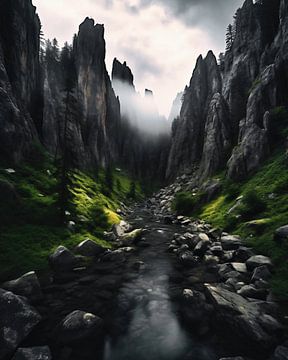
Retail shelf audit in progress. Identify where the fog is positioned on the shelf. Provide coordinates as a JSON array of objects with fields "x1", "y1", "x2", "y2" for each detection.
[{"x1": 112, "y1": 79, "x2": 170, "y2": 136}]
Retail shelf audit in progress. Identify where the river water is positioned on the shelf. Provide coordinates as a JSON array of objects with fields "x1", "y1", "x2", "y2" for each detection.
[{"x1": 102, "y1": 208, "x2": 219, "y2": 360}]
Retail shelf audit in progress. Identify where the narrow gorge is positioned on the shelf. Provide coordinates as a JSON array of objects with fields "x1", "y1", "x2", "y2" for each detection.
[{"x1": 1, "y1": 0, "x2": 288, "y2": 359}]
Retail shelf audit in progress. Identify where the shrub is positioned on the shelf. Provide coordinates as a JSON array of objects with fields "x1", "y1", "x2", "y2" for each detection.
[
  {"x1": 237, "y1": 189, "x2": 267, "y2": 220},
  {"x1": 127, "y1": 181, "x2": 136, "y2": 200},
  {"x1": 172, "y1": 192, "x2": 198, "y2": 215},
  {"x1": 269, "y1": 106, "x2": 288, "y2": 145}
]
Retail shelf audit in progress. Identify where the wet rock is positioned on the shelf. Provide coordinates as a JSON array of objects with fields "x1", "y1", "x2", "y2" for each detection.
[
  {"x1": 179, "y1": 251, "x2": 200, "y2": 267},
  {"x1": 193, "y1": 240, "x2": 210, "y2": 257},
  {"x1": 12, "y1": 346, "x2": 52, "y2": 360},
  {"x1": 237, "y1": 285, "x2": 268, "y2": 300},
  {"x1": 246, "y1": 255, "x2": 272, "y2": 271},
  {"x1": 251, "y1": 265, "x2": 272, "y2": 282},
  {"x1": 2, "y1": 271, "x2": 42, "y2": 303},
  {"x1": 121, "y1": 228, "x2": 143, "y2": 244},
  {"x1": 210, "y1": 243, "x2": 223, "y2": 256},
  {"x1": 274, "y1": 225, "x2": 288, "y2": 244},
  {"x1": 49, "y1": 246, "x2": 78, "y2": 272},
  {"x1": 57, "y1": 310, "x2": 103, "y2": 344},
  {"x1": 75, "y1": 239, "x2": 105, "y2": 257},
  {"x1": 218, "y1": 357, "x2": 245, "y2": 360},
  {"x1": 221, "y1": 235, "x2": 242, "y2": 250},
  {"x1": 258, "y1": 314, "x2": 283, "y2": 335},
  {"x1": 234, "y1": 247, "x2": 254, "y2": 262},
  {"x1": 231, "y1": 263, "x2": 247, "y2": 273},
  {"x1": 0, "y1": 289, "x2": 41, "y2": 358},
  {"x1": 273, "y1": 345, "x2": 288, "y2": 360},
  {"x1": 205, "y1": 284, "x2": 276, "y2": 354},
  {"x1": 112, "y1": 221, "x2": 132, "y2": 237}
]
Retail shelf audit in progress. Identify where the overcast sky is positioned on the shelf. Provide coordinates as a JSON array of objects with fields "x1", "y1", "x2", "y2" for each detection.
[{"x1": 33, "y1": 0, "x2": 243, "y2": 116}]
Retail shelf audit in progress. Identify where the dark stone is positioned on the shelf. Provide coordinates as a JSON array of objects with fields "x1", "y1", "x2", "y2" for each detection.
[
  {"x1": 0, "y1": 289, "x2": 41, "y2": 358},
  {"x1": 57, "y1": 310, "x2": 103, "y2": 344},
  {"x1": 2, "y1": 271, "x2": 43, "y2": 303},
  {"x1": 49, "y1": 246, "x2": 78, "y2": 272},
  {"x1": 12, "y1": 346, "x2": 52, "y2": 360}
]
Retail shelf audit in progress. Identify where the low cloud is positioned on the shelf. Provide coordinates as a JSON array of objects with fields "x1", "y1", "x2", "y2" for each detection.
[
  {"x1": 33, "y1": 0, "x2": 243, "y2": 116},
  {"x1": 113, "y1": 79, "x2": 169, "y2": 136}
]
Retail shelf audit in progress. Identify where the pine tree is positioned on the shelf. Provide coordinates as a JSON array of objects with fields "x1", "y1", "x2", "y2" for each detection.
[
  {"x1": 57, "y1": 43, "x2": 77, "y2": 224},
  {"x1": 225, "y1": 24, "x2": 234, "y2": 52}
]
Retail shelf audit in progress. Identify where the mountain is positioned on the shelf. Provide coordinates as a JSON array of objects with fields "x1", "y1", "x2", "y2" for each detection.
[
  {"x1": 0, "y1": 0, "x2": 42, "y2": 164},
  {"x1": 168, "y1": 92, "x2": 183, "y2": 124},
  {"x1": 167, "y1": 0, "x2": 288, "y2": 182},
  {"x1": 43, "y1": 17, "x2": 122, "y2": 170}
]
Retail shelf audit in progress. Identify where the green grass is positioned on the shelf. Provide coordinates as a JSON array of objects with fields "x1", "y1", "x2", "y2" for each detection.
[
  {"x1": 0, "y1": 147, "x2": 144, "y2": 281},
  {"x1": 185, "y1": 151, "x2": 288, "y2": 298}
]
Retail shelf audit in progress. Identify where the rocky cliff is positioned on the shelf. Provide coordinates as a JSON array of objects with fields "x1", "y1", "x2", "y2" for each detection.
[
  {"x1": 167, "y1": 0, "x2": 288, "y2": 182},
  {"x1": 0, "y1": 0, "x2": 42, "y2": 164},
  {"x1": 43, "y1": 18, "x2": 121, "y2": 169}
]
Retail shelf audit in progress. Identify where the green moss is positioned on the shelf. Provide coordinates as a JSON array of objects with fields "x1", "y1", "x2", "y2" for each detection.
[
  {"x1": 0, "y1": 150, "x2": 144, "y2": 280},
  {"x1": 172, "y1": 191, "x2": 204, "y2": 215},
  {"x1": 198, "y1": 151, "x2": 288, "y2": 298}
]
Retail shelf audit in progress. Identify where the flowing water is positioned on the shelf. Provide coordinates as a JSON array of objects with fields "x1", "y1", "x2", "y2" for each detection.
[{"x1": 102, "y1": 207, "x2": 219, "y2": 360}]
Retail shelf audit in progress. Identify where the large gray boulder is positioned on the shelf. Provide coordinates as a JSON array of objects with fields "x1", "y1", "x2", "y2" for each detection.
[
  {"x1": 12, "y1": 346, "x2": 52, "y2": 360},
  {"x1": 221, "y1": 235, "x2": 242, "y2": 250},
  {"x1": 49, "y1": 246, "x2": 77, "y2": 272},
  {"x1": 0, "y1": 289, "x2": 41, "y2": 358},
  {"x1": 246, "y1": 255, "x2": 272, "y2": 271},
  {"x1": 274, "y1": 225, "x2": 288, "y2": 243},
  {"x1": 2, "y1": 271, "x2": 42, "y2": 303},
  {"x1": 205, "y1": 284, "x2": 279, "y2": 355},
  {"x1": 273, "y1": 345, "x2": 288, "y2": 360},
  {"x1": 75, "y1": 239, "x2": 105, "y2": 257},
  {"x1": 57, "y1": 310, "x2": 103, "y2": 344}
]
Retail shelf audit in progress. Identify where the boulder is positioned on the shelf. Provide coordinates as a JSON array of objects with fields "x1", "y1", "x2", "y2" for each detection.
[
  {"x1": 194, "y1": 239, "x2": 210, "y2": 257},
  {"x1": 205, "y1": 284, "x2": 275, "y2": 354},
  {"x1": 112, "y1": 220, "x2": 132, "y2": 237},
  {"x1": 231, "y1": 263, "x2": 247, "y2": 273},
  {"x1": 234, "y1": 247, "x2": 254, "y2": 262},
  {"x1": 75, "y1": 239, "x2": 105, "y2": 257},
  {"x1": 210, "y1": 243, "x2": 223, "y2": 256},
  {"x1": 2, "y1": 271, "x2": 42, "y2": 302},
  {"x1": 121, "y1": 228, "x2": 143, "y2": 244},
  {"x1": 49, "y1": 246, "x2": 77, "y2": 272},
  {"x1": 0, "y1": 289, "x2": 41, "y2": 358},
  {"x1": 57, "y1": 310, "x2": 103, "y2": 344},
  {"x1": 221, "y1": 235, "x2": 242, "y2": 250},
  {"x1": 12, "y1": 346, "x2": 52, "y2": 360},
  {"x1": 274, "y1": 225, "x2": 288, "y2": 243},
  {"x1": 179, "y1": 251, "x2": 200, "y2": 267},
  {"x1": 273, "y1": 345, "x2": 288, "y2": 360},
  {"x1": 251, "y1": 265, "x2": 272, "y2": 282},
  {"x1": 246, "y1": 255, "x2": 272, "y2": 271},
  {"x1": 237, "y1": 285, "x2": 267, "y2": 300}
]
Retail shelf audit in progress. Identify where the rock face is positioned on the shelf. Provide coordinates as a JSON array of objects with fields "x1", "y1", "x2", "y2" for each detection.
[
  {"x1": 0, "y1": 0, "x2": 42, "y2": 164},
  {"x1": 167, "y1": 0, "x2": 288, "y2": 181},
  {"x1": 43, "y1": 18, "x2": 121, "y2": 169}
]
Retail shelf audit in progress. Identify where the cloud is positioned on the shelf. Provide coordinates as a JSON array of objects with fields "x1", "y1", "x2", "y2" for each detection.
[{"x1": 33, "y1": 0, "x2": 243, "y2": 116}]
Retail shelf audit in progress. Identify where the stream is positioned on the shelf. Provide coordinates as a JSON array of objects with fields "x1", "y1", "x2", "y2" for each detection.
[{"x1": 102, "y1": 206, "x2": 218, "y2": 360}]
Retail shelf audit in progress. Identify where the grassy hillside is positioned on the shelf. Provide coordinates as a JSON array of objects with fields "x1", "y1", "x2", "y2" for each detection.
[
  {"x1": 0, "y1": 145, "x2": 144, "y2": 281},
  {"x1": 173, "y1": 151, "x2": 288, "y2": 298}
]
